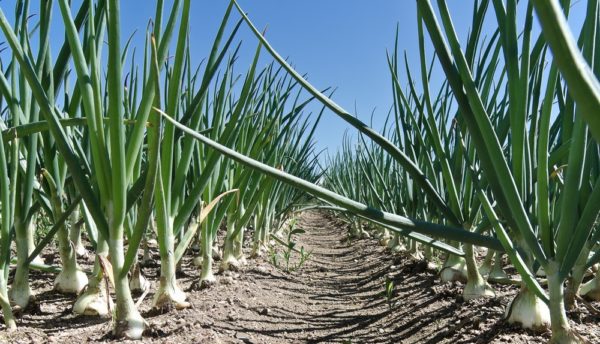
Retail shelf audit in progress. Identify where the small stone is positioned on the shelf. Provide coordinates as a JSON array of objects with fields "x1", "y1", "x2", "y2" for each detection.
[
  {"x1": 236, "y1": 332, "x2": 253, "y2": 343},
  {"x1": 378, "y1": 328, "x2": 385, "y2": 334},
  {"x1": 259, "y1": 307, "x2": 270, "y2": 316}
]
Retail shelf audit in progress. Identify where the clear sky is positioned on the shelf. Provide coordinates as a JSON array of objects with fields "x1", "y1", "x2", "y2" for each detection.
[{"x1": 0, "y1": 1, "x2": 588, "y2": 156}]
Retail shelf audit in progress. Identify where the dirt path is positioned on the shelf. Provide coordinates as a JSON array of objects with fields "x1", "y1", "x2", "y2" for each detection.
[
  {"x1": 2, "y1": 210, "x2": 600, "y2": 343},
  {"x1": 222, "y1": 210, "x2": 398, "y2": 343},
  {"x1": 177, "y1": 211, "x2": 599, "y2": 344}
]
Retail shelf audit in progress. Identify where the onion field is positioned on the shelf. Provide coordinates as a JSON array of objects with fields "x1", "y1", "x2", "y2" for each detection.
[{"x1": 0, "y1": 0, "x2": 600, "y2": 343}]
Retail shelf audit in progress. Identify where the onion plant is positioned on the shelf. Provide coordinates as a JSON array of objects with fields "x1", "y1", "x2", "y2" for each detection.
[
  {"x1": 415, "y1": 1, "x2": 600, "y2": 342},
  {"x1": 0, "y1": 61, "x2": 16, "y2": 331},
  {"x1": 0, "y1": 0, "x2": 325, "y2": 336},
  {"x1": 3, "y1": 0, "x2": 58, "y2": 311}
]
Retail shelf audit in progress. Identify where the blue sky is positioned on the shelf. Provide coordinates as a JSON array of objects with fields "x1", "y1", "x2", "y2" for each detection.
[
  {"x1": 0, "y1": 1, "x2": 588, "y2": 156},
  {"x1": 116, "y1": 0, "x2": 420, "y2": 154}
]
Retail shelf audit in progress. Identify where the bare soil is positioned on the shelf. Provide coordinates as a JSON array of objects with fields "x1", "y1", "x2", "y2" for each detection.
[{"x1": 1, "y1": 210, "x2": 600, "y2": 343}]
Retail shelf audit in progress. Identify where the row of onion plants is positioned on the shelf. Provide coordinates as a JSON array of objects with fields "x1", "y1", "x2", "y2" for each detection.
[{"x1": 0, "y1": 0, "x2": 320, "y2": 338}]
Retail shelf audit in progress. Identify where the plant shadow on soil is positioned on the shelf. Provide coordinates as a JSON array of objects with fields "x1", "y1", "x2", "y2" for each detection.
[{"x1": 1, "y1": 210, "x2": 600, "y2": 343}]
